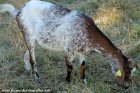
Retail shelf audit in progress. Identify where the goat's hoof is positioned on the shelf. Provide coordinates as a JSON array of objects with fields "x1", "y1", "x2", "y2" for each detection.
[
  {"x1": 82, "y1": 79, "x2": 87, "y2": 85},
  {"x1": 36, "y1": 78, "x2": 42, "y2": 84},
  {"x1": 32, "y1": 72, "x2": 42, "y2": 84},
  {"x1": 24, "y1": 70, "x2": 31, "y2": 76},
  {"x1": 65, "y1": 78, "x2": 71, "y2": 83},
  {"x1": 24, "y1": 67, "x2": 31, "y2": 71}
]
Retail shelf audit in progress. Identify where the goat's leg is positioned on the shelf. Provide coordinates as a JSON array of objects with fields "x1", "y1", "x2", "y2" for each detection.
[
  {"x1": 65, "y1": 53, "x2": 74, "y2": 82},
  {"x1": 24, "y1": 38, "x2": 40, "y2": 83},
  {"x1": 24, "y1": 50, "x2": 31, "y2": 71},
  {"x1": 78, "y1": 52, "x2": 87, "y2": 84}
]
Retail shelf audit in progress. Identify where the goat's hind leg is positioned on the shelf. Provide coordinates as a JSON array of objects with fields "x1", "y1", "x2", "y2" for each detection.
[
  {"x1": 24, "y1": 50, "x2": 31, "y2": 71},
  {"x1": 65, "y1": 53, "x2": 75, "y2": 83},
  {"x1": 24, "y1": 38, "x2": 41, "y2": 83}
]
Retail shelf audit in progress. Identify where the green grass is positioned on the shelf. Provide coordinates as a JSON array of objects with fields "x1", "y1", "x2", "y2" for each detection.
[{"x1": 0, "y1": 0, "x2": 140, "y2": 93}]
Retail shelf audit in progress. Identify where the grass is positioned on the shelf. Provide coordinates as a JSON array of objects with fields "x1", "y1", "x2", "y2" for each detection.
[{"x1": 0, "y1": 0, "x2": 140, "y2": 93}]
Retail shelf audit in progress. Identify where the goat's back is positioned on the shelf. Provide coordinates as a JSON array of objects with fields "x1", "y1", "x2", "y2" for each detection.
[{"x1": 18, "y1": 0, "x2": 95, "y2": 52}]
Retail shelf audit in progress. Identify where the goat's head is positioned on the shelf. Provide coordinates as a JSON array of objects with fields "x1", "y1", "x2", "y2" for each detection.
[{"x1": 115, "y1": 58, "x2": 138, "y2": 88}]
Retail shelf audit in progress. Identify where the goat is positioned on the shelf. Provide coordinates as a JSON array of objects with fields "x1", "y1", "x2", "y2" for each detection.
[{"x1": 0, "y1": 0, "x2": 137, "y2": 88}]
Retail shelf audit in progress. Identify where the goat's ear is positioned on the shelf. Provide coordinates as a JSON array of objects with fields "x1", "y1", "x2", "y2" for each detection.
[
  {"x1": 128, "y1": 58, "x2": 140, "y2": 71},
  {"x1": 115, "y1": 69, "x2": 124, "y2": 86},
  {"x1": 128, "y1": 59, "x2": 134, "y2": 68}
]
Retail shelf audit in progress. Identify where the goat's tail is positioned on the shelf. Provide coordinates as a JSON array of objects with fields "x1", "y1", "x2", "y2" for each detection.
[{"x1": 0, "y1": 4, "x2": 18, "y2": 17}]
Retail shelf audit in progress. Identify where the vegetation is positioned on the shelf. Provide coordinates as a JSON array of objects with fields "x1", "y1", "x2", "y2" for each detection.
[{"x1": 0, "y1": 0, "x2": 140, "y2": 93}]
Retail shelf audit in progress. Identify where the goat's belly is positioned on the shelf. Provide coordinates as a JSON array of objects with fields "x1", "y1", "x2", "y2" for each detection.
[{"x1": 37, "y1": 38, "x2": 65, "y2": 51}]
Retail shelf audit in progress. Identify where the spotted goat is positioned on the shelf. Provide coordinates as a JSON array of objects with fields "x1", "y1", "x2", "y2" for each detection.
[{"x1": 0, "y1": 0, "x2": 137, "y2": 88}]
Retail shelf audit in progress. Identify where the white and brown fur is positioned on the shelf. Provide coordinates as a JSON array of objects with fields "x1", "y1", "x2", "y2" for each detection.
[{"x1": 0, "y1": 0, "x2": 136, "y2": 87}]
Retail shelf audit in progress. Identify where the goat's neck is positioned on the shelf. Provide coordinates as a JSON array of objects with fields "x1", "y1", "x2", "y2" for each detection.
[{"x1": 97, "y1": 44, "x2": 127, "y2": 73}]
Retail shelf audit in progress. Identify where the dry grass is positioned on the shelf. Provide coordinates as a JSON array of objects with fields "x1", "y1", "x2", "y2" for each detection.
[{"x1": 0, "y1": 0, "x2": 140, "y2": 93}]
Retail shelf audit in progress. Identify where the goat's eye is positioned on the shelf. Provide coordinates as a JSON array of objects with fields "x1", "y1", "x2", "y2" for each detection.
[{"x1": 130, "y1": 68, "x2": 133, "y2": 70}]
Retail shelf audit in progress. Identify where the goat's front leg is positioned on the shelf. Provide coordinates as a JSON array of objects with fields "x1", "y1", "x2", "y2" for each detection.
[
  {"x1": 78, "y1": 52, "x2": 87, "y2": 84},
  {"x1": 80, "y1": 61, "x2": 86, "y2": 84}
]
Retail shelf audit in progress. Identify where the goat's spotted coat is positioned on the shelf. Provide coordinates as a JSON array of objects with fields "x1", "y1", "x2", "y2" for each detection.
[{"x1": 0, "y1": 0, "x2": 135, "y2": 87}]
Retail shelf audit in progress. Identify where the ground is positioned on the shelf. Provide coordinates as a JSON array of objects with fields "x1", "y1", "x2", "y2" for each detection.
[{"x1": 0, "y1": 0, "x2": 140, "y2": 93}]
